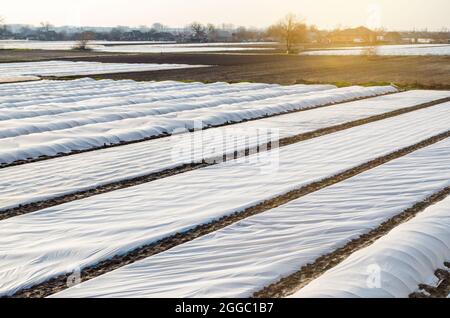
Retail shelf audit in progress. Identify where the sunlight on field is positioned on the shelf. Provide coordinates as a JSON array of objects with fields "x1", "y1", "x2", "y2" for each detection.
[{"x1": 1, "y1": 0, "x2": 450, "y2": 303}]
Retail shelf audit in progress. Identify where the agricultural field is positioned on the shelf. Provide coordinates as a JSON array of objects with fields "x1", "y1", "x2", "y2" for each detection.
[
  {"x1": 69, "y1": 53, "x2": 450, "y2": 90},
  {"x1": 1, "y1": 50, "x2": 449, "y2": 90},
  {"x1": 2, "y1": 0, "x2": 450, "y2": 309},
  {"x1": 0, "y1": 73, "x2": 449, "y2": 299},
  {"x1": 0, "y1": 79, "x2": 396, "y2": 165},
  {"x1": 0, "y1": 40, "x2": 276, "y2": 53},
  {"x1": 292, "y1": 196, "x2": 450, "y2": 298}
]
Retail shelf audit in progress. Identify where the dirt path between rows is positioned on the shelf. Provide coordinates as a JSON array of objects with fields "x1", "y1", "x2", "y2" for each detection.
[
  {"x1": 2, "y1": 97, "x2": 449, "y2": 221},
  {"x1": 0, "y1": 91, "x2": 398, "y2": 169},
  {"x1": 8, "y1": 130, "x2": 450, "y2": 298}
]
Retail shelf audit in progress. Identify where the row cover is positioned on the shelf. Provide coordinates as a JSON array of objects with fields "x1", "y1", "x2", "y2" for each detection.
[
  {"x1": 53, "y1": 137, "x2": 450, "y2": 298},
  {"x1": 0, "y1": 80, "x2": 277, "y2": 110},
  {"x1": 0, "y1": 83, "x2": 396, "y2": 164},
  {"x1": 292, "y1": 195, "x2": 450, "y2": 298},
  {"x1": 0, "y1": 103, "x2": 449, "y2": 296},
  {"x1": 0, "y1": 84, "x2": 333, "y2": 134},
  {"x1": 1, "y1": 90, "x2": 449, "y2": 211}
]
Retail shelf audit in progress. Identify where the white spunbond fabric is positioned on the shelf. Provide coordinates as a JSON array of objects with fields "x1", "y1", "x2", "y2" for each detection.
[
  {"x1": 0, "y1": 85, "x2": 395, "y2": 164},
  {"x1": 0, "y1": 84, "x2": 332, "y2": 137},
  {"x1": 0, "y1": 103, "x2": 449, "y2": 296},
  {"x1": 0, "y1": 40, "x2": 170, "y2": 50},
  {"x1": 0, "y1": 60, "x2": 208, "y2": 78},
  {"x1": 52, "y1": 138, "x2": 450, "y2": 298},
  {"x1": 0, "y1": 78, "x2": 210, "y2": 105},
  {"x1": 291, "y1": 196, "x2": 450, "y2": 298},
  {"x1": 0, "y1": 90, "x2": 448, "y2": 211},
  {"x1": 0, "y1": 81, "x2": 283, "y2": 115}
]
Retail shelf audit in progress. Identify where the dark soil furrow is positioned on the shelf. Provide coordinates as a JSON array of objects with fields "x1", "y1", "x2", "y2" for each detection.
[{"x1": 8, "y1": 130, "x2": 450, "y2": 298}]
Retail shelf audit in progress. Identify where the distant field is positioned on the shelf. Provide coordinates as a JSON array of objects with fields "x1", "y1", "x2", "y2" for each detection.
[
  {"x1": 0, "y1": 60, "x2": 207, "y2": 79},
  {"x1": 0, "y1": 49, "x2": 123, "y2": 63},
  {"x1": 0, "y1": 40, "x2": 277, "y2": 53},
  {"x1": 1, "y1": 45, "x2": 450, "y2": 299},
  {"x1": 70, "y1": 53, "x2": 450, "y2": 90},
  {"x1": 1, "y1": 46, "x2": 449, "y2": 89},
  {"x1": 0, "y1": 79, "x2": 392, "y2": 165}
]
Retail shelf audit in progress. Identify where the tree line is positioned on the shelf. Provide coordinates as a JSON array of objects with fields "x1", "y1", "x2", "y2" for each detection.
[
  {"x1": 0, "y1": 15, "x2": 308, "y2": 50},
  {"x1": 1, "y1": 14, "x2": 449, "y2": 54},
  {"x1": 0, "y1": 20, "x2": 268, "y2": 42}
]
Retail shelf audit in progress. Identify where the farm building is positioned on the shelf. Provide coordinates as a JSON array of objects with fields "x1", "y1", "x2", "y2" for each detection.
[{"x1": 328, "y1": 26, "x2": 377, "y2": 43}]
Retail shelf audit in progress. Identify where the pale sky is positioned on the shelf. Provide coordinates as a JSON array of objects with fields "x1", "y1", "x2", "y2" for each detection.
[{"x1": 1, "y1": 0, "x2": 449, "y2": 30}]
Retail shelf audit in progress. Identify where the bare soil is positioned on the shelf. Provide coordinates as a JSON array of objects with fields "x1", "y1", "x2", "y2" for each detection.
[
  {"x1": 65, "y1": 53, "x2": 450, "y2": 89},
  {"x1": 0, "y1": 49, "x2": 449, "y2": 89}
]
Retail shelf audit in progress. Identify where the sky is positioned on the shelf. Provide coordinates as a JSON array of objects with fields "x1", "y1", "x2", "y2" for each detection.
[{"x1": 1, "y1": 0, "x2": 449, "y2": 31}]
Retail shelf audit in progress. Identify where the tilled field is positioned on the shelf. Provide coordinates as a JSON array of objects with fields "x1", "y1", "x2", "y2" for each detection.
[
  {"x1": 0, "y1": 79, "x2": 449, "y2": 298},
  {"x1": 68, "y1": 53, "x2": 450, "y2": 89}
]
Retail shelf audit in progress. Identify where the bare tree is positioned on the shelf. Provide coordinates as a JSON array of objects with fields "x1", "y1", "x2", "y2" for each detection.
[
  {"x1": 267, "y1": 14, "x2": 308, "y2": 54},
  {"x1": 73, "y1": 31, "x2": 94, "y2": 51},
  {"x1": 190, "y1": 22, "x2": 207, "y2": 42}
]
